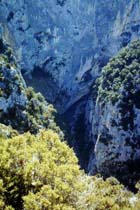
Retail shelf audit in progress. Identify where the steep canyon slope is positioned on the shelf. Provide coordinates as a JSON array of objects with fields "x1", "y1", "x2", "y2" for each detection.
[
  {"x1": 0, "y1": 0, "x2": 140, "y2": 172},
  {"x1": 88, "y1": 41, "x2": 140, "y2": 187}
]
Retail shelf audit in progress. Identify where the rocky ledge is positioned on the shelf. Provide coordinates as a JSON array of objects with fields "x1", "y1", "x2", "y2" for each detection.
[{"x1": 89, "y1": 41, "x2": 140, "y2": 187}]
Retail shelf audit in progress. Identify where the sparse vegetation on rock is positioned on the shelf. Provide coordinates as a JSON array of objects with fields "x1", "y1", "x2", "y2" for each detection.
[
  {"x1": 0, "y1": 38, "x2": 61, "y2": 135},
  {"x1": 92, "y1": 40, "x2": 140, "y2": 188},
  {"x1": 0, "y1": 16, "x2": 140, "y2": 210}
]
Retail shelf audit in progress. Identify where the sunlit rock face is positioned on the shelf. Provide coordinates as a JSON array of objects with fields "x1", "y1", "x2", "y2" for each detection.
[
  {"x1": 0, "y1": 0, "x2": 140, "y2": 170},
  {"x1": 88, "y1": 41, "x2": 140, "y2": 187},
  {"x1": 0, "y1": 35, "x2": 60, "y2": 134},
  {"x1": 0, "y1": 0, "x2": 139, "y2": 113}
]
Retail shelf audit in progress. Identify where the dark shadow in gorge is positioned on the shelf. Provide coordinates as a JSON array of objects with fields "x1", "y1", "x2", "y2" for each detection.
[
  {"x1": 22, "y1": 66, "x2": 95, "y2": 172},
  {"x1": 22, "y1": 67, "x2": 140, "y2": 193},
  {"x1": 57, "y1": 94, "x2": 95, "y2": 172}
]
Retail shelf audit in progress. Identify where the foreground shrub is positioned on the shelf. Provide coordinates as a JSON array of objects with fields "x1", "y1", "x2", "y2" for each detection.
[
  {"x1": 0, "y1": 129, "x2": 82, "y2": 209},
  {"x1": 76, "y1": 176, "x2": 140, "y2": 210},
  {"x1": 0, "y1": 126, "x2": 140, "y2": 209}
]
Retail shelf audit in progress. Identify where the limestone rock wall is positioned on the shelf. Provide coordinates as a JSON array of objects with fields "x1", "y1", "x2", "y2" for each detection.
[
  {"x1": 0, "y1": 0, "x2": 140, "y2": 113},
  {"x1": 0, "y1": 0, "x2": 140, "y2": 171},
  {"x1": 88, "y1": 41, "x2": 140, "y2": 185}
]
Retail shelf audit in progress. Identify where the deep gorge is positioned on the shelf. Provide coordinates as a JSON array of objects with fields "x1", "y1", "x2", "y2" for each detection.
[{"x1": 0, "y1": 0, "x2": 140, "y2": 187}]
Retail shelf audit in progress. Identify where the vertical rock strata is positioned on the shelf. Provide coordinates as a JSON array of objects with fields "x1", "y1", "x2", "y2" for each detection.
[
  {"x1": 89, "y1": 41, "x2": 140, "y2": 185},
  {"x1": 0, "y1": 0, "x2": 140, "y2": 176}
]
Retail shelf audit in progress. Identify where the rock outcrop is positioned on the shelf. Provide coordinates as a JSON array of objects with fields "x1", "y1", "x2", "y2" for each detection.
[
  {"x1": 0, "y1": 0, "x2": 140, "y2": 172},
  {"x1": 0, "y1": 0, "x2": 140, "y2": 113},
  {"x1": 0, "y1": 36, "x2": 61, "y2": 134},
  {"x1": 89, "y1": 41, "x2": 140, "y2": 186}
]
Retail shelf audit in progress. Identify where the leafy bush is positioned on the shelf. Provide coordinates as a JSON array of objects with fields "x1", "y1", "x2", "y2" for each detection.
[
  {"x1": 0, "y1": 129, "x2": 82, "y2": 209},
  {"x1": 97, "y1": 40, "x2": 140, "y2": 107},
  {"x1": 76, "y1": 176, "x2": 138, "y2": 210},
  {"x1": 1, "y1": 33, "x2": 140, "y2": 210},
  {"x1": 0, "y1": 126, "x2": 140, "y2": 209}
]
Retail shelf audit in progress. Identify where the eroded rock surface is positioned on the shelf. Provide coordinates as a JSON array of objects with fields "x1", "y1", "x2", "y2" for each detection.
[
  {"x1": 0, "y1": 36, "x2": 60, "y2": 134},
  {"x1": 89, "y1": 41, "x2": 140, "y2": 186},
  {"x1": 0, "y1": 0, "x2": 140, "y2": 113},
  {"x1": 0, "y1": 0, "x2": 140, "y2": 171}
]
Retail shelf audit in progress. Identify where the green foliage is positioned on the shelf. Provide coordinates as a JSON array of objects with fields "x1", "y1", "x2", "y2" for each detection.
[
  {"x1": 0, "y1": 38, "x2": 16, "y2": 69},
  {"x1": 0, "y1": 38, "x2": 61, "y2": 135},
  {"x1": 1, "y1": 35, "x2": 140, "y2": 210},
  {"x1": 0, "y1": 123, "x2": 18, "y2": 139},
  {"x1": 24, "y1": 87, "x2": 60, "y2": 134},
  {"x1": 96, "y1": 40, "x2": 140, "y2": 130},
  {"x1": 76, "y1": 176, "x2": 134, "y2": 210},
  {"x1": 97, "y1": 40, "x2": 140, "y2": 107},
  {"x1": 0, "y1": 129, "x2": 82, "y2": 209},
  {"x1": 0, "y1": 126, "x2": 140, "y2": 209}
]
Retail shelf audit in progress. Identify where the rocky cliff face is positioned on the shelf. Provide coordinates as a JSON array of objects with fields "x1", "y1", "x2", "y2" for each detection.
[
  {"x1": 88, "y1": 41, "x2": 140, "y2": 186},
  {"x1": 0, "y1": 0, "x2": 140, "y2": 112},
  {"x1": 0, "y1": 35, "x2": 61, "y2": 135},
  {"x1": 0, "y1": 0, "x2": 140, "y2": 170}
]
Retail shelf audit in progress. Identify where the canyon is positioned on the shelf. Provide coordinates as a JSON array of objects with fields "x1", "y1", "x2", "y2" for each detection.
[{"x1": 0, "y1": 0, "x2": 140, "y2": 179}]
